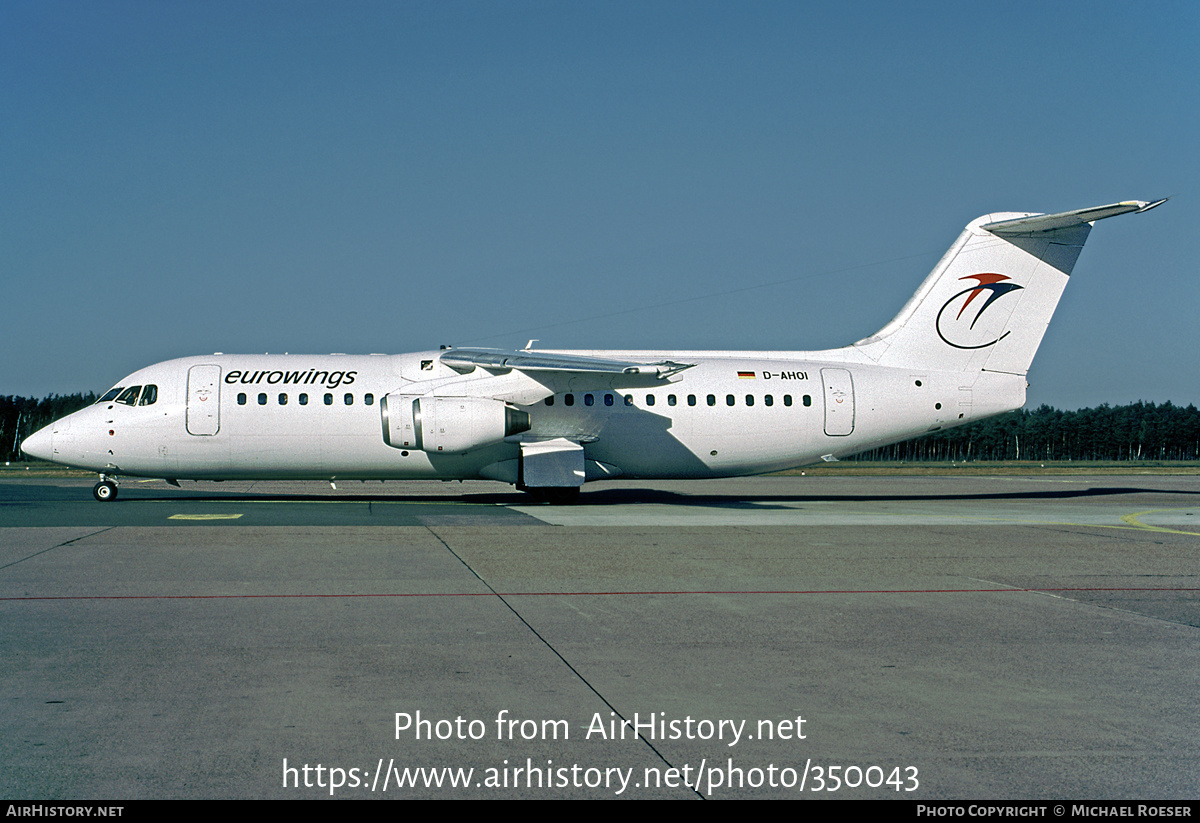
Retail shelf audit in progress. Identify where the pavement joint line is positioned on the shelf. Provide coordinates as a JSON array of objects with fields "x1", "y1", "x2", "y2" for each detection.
[
  {"x1": 5, "y1": 586, "x2": 1198, "y2": 602},
  {"x1": 517, "y1": 506, "x2": 1200, "y2": 535},
  {"x1": 420, "y1": 524, "x2": 702, "y2": 798},
  {"x1": 964, "y1": 575, "x2": 1200, "y2": 630},
  {"x1": 966, "y1": 576, "x2": 1070, "y2": 601},
  {"x1": 0, "y1": 526, "x2": 116, "y2": 571}
]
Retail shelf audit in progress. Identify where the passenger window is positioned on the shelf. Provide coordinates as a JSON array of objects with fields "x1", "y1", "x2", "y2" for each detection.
[
  {"x1": 784, "y1": 395, "x2": 793, "y2": 406},
  {"x1": 237, "y1": 393, "x2": 247, "y2": 405},
  {"x1": 624, "y1": 395, "x2": 633, "y2": 406},
  {"x1": 344, "y1": 393, "x2": 353, "y2": 405},
  {"x1": 668, "y1": 395, "x2": 677, "y2": 406},
  {"x1": 545, "y1": 396, "x2": 555, "y2": 406},
  {"x1": 138, "y1": 385, "x2": 158, "y2": 406},
  {"x1": 299, "y1": 393, "x2": 308, "y2": 405},
  {"x1": 688, "y1": 395, "x2": 696, "y2": 406},
  {"x1": 364, "y1": 394, "x2": 374, "y2": 405},
  {"x1": 765, "y1": 394, "x2": 774, "y2": 406},
  {"x1": 726, "y1": 394, "x2": 735, "y2": 406},
  {"x1": 707, "y1": 394, "x2": 716, "y2": 406},
  {"x1": 585, "y1": 394, "x2": 594, "y2": 406},
  {"x1": 604, "y1": 394, "x2": 614, "y2": 406},
  {"x1": 564, "y1": 393, "x2": 574, "y2": 407},
  {"x1": 278, "y1": 393, "x2": 288, "y2": 405},
  {"x1": 646, "y1": 394, "x2": 655, "y2": 406},
  {"x1": 324, "y1": 393, "x2": 333, "y2": 405},
  {"x1": 258, "y1": 393, "x2": 268, "y2": 405},
  {"x1": 116, "y1": 386, "x2": 141, "y2": 406},
  {"x1": 98, "y1": 388, "x2": 123, "y2": 403},
  {"x1": 745, "y1": 395, "x2": 754, "y2": 407},
  {"x1": 803, "y1": 394, "x2": 812, "y2": 407}
]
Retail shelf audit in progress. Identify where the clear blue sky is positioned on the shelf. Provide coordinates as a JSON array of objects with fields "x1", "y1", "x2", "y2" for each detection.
[{"x1": 4, "y1": 1, "x2": 1196, "y2": 409}]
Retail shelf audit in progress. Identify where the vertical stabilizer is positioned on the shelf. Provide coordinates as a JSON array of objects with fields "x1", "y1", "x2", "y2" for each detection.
[{"x1": 852, "y1": 200, "x2": 1162, "y2": 375}]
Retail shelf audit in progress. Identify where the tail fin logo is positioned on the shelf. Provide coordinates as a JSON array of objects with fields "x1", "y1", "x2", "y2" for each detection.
[{"x1": 935, "y1": 273, "x2": 1024, "y2": 350}]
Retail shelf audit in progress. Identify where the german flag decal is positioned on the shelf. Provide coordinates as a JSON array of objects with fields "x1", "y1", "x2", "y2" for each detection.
[{"x1": 738, "y1": 371, "x2": 755, "y2": 379}]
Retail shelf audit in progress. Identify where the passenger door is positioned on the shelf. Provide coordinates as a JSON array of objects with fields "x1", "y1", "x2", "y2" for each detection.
[{"x1": 186, "y1": 365, "x2": 221, "y2": 436}]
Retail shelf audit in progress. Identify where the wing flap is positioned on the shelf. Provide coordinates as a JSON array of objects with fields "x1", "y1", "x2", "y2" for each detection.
[{"x1": 440, "y1": 348, "x2": 693, "y2": 378}]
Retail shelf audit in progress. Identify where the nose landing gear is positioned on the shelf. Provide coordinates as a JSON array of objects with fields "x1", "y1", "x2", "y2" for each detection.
[{"x1": 93, "y1": 475, "x2": 119, "y2": 502}]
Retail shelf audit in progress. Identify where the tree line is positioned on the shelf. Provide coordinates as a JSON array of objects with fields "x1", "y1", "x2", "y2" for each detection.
[
  {"x1": 852, "y1": 401, "x2": 1200, "y2": 462},
  {"x1": 2, "y1": 393, "x2": 1198, "y2": 463}
]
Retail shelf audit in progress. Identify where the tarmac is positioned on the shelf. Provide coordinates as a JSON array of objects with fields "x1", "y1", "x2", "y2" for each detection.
[{"x1": 2, "y1": 474, "x2": 1198, "y2": 799}]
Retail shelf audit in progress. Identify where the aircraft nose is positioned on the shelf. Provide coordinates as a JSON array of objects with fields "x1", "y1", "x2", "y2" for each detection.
[{"x1": 21, "y1": 425, "x2": 54, "y2": 461}]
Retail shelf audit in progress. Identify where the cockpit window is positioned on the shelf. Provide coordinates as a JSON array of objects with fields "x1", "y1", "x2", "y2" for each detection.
[
  {"x1": 138, "y1": 385, "x2": 158, "y2": 406},
  {"x1": 116, "y1": 386, "x2": 142, "y2": 406},
  {"x1": 98, "y1": 387, "x2": 123, "y2": 403}
]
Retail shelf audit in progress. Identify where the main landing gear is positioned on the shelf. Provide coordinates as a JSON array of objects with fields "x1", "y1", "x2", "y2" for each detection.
[{"x1": 93, "y1": 475, "x2": 119, "y2": 502}]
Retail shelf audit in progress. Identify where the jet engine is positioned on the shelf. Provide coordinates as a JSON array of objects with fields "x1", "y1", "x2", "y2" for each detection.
[{"x1": 382, "y1": 394, "x2": 530, "y2": 454}]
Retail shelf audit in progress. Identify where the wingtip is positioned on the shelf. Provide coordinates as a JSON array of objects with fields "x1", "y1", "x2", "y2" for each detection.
[{"x1": 1134, "y1": 197, "x2": 1169, "y2": 213}]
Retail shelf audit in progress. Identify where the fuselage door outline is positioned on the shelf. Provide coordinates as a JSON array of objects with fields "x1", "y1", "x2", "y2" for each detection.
[
  {"x1": 821, "y1": 367, "x2": 855, "y2": 436},
  {"x1": 186, "y1": 364, "x2": 222, "y2": 436}
]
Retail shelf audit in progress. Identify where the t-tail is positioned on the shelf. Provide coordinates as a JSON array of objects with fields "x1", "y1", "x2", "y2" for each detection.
[{"x1": 852, "y1": 199, "x2": 1165, "y2": 375}]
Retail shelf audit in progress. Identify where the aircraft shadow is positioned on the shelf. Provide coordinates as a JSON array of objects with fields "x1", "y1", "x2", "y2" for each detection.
[{"x1": 81, "y1": 484, "x2": 1200, "y2": 509}]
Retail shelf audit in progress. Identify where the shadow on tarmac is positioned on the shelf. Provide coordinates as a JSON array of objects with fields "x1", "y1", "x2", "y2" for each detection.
[{"x1": 7, "y1": 480, "x2": 1197, "y2": 509}]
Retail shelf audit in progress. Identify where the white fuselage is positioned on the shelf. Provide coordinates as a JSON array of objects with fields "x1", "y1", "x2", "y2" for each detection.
[{"x1": 29, "y1": 349, "x2": 1024, "y2": 483}]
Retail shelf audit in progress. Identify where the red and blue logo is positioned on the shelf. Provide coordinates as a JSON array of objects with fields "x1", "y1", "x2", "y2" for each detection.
[{"x1": 935, "y1": 273, "x2": 1024, "y2": 349}]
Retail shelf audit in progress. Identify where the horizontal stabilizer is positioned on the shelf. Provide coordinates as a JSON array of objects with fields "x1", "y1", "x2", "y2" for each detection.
[{"x1": 982, "y1": 199, "x2": 1166, "y2": 236}]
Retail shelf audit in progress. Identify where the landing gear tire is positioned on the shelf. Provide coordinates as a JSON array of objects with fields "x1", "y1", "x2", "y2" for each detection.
[{"x1": 93, "y1": 480, "x2": 118, "y2": 502}]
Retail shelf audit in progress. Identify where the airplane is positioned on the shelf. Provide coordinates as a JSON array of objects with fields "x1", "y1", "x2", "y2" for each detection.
[{"x1": 21, "y1": 198, "x2": 1164, "y2": 503}]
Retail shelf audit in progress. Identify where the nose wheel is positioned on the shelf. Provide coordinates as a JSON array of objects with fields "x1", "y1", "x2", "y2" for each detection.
[{"x1": 93, "y1": 478, "x2": 119, "y2": 502}]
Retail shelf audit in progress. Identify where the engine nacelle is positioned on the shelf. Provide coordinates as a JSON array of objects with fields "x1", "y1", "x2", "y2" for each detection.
[{"x1": 382, "y1": 394, "x2": 531, "y2": 454}]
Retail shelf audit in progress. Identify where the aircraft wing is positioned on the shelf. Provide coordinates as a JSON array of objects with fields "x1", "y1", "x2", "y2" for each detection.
[
  {"x1": 440, "y1": 348, "x2": 694, "y2": 378},
  {"x1": 982, "y1": 199, "x2": 1166, "y2": 235}
]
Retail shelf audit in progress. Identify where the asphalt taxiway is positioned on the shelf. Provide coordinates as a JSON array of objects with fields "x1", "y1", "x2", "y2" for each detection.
[{"x1": 2, "y1": 475, "x2": 1198, "y2": 798}]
